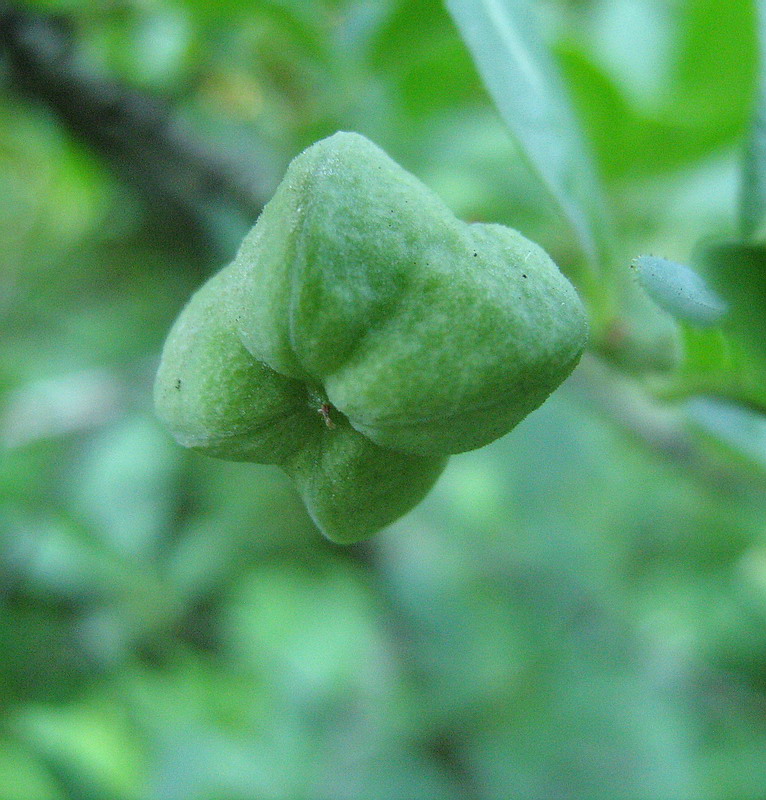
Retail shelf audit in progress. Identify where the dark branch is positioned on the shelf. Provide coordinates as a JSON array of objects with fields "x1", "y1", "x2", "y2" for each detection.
[{"x1": 0, "y1": 2, "x2": 268, "y2": 257}]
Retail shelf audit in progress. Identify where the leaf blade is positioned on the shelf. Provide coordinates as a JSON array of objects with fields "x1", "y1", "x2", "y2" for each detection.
[
  {"x1": 632, "y1": 255, "x2": 729, "y2": 328},
  {"x1": 444, "y1": 0, "x2": 613, "y2": 273}
]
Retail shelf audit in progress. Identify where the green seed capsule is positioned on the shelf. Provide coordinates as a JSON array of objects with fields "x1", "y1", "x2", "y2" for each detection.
[{"x1": 155, "y1": 132, "x2": 588, "y2": 543}]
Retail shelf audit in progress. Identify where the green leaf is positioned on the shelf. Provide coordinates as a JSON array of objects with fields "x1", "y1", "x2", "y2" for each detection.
[
  {"x1": 632, "y1": 255, "x2": 728, "y2": 328},
  {"x1": 443, "y1": 0, "x2": 613, "y2": 274},
  {"x1": 700, "y1": 241, "x2": 766, "y2": 368},
  {"x1": 659, "y1": 242, "x2": 766, "y2": 411},
  {"x1": 560, "y1": 44, "x2": 752, "y2": 182},
  {"x1": 673, "y1": 0, "x2": 757, "y2": 128},
  {"x1": 742, "y1": 0, "x2": 766, "y2": 241}
]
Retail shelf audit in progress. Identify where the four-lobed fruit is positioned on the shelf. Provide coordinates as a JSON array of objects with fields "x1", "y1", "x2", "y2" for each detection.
[{"x1": 154, "y1": 132, "x2": 588, "y2": 543}]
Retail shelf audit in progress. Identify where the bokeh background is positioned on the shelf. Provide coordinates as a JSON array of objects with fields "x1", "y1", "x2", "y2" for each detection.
[{"x1": 3, "y1": 0, "x2": 766, "y2": 798}]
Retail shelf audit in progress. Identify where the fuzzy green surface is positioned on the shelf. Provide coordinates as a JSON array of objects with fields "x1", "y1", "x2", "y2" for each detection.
[
  {"x1": 154, "y1": 264, "x2": 446, "y2": 543},
  {"x1": 285, "y1": 421, "x2": 447, "y2": 545},
  {"x1": 155, "y1": 131, "x2": 587, "y2": 542},
  {"x1": 154, "y1": 265, "x2": 315, "y2": 465},
  {"x1": 229, "y1": 132, "x2": 588, "y2": 456}
]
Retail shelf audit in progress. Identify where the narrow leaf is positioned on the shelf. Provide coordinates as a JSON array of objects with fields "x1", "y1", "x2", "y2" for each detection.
[
  {"x1": 632, "y1": 255, "x2": 728, "y2": 328},
  {"x1": 444, "y1": 0, "x2": 613, "y2": 272}
]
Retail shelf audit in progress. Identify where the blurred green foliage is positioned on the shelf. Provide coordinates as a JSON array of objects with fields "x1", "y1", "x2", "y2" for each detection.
[{"x1": 2, "y1": 0, "x2": 766, "y2": 798}]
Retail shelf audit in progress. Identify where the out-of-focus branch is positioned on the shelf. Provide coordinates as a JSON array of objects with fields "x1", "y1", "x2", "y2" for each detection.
[
  {"x1": 0, "y1": 2, "x2": 268, "y2": 257},
  {"x1": 571, "y1": 354, "x2": 766, "y2": 495}
]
